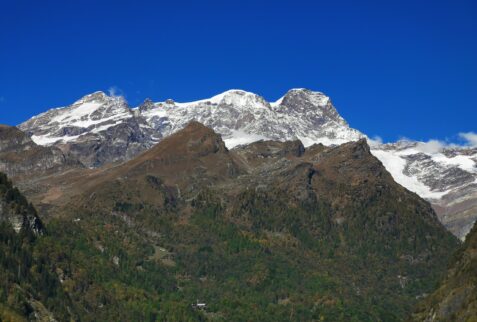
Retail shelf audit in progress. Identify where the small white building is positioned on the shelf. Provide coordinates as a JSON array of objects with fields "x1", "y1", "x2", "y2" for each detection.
[{"x1": 192, "y1": 300, "x2": 207, "y2": 310}]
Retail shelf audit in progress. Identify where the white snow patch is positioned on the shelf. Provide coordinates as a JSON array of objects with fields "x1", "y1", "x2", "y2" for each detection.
[
  {"x1": 170, "y1": 90, "x2": 265, "y2": 108},
  {"x1": 371, "y1": 149, "x2": 448, "y2": 199},
  {"x1": 223, "y1": 130, "x2": 270, "y2": 148},
  {"x1": 52, "y1": 102, "x2": 102, "y2": 124},
  {"x1": 89, "y1": 121, "x2": 124, "y2": 134},
  {"x1": 432, "y1": 154, "x2": 476, "y2": 173},
  {"x1": 270, "y1": 96, "x2": 284, "y2": 108},
  {"x1": 298, "y1": 136, "x2": 355, "y2": 147},
  {"x1": 31, "y1": 134, "x2": 81, "y2": 145}
]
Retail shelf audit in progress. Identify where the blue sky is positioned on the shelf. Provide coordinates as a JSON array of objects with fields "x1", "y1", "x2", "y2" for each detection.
[{"x1": 0, "y1": 0, "x2": 476, "y2": 144}]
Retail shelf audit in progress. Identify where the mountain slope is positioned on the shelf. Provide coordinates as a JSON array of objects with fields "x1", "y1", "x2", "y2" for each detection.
[
  {"x1": 43, "y1": 122, "x2": 459, "y2": 321},
  {"x1": 17, "y1": 89, "x2": 477, "y2": 239},
  {"x1": 0, "y1": 172, "x2": 73, "y2": 321},
  {"x1": 413, "y1": 220, "x2": 477, "y2": 321}
]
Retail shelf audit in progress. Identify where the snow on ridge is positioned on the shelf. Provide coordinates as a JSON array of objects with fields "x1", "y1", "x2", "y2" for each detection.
[
  {"x1": 270, "y1": 96, "x2": 284, "y2": 108},
  {"x1": 20, "y1": 92, "x2": 135, "y2": 146},
  {"x1": 152, "y1": 88, "x2": 331, "y2": 110},
  {"x1": 299, "y1": 135, "x2": 358, "y2": 148},
  {"x1": 369, "y1": 142, "x2": 477, "y2": 201},
  {"x1": 371, "y1": 149, "x2": 448, "y2": 200},
  {"x1": 139, "y1": 88, "x2": 364, "y2": 153},
  {"x1": 52, "y1": 102, "x2": 103, "y2": 124},
  {"x1": 373, "y1": 143, "x2": 477, "y2": 175},
  {"x1": 166, "y1": 89, "x2": 267, "y2": 107},
  {"x1": 31, "y1": 134, "x2": 81, "y2": 146},
  {"x1": 223, "y1": 130, "x2": 271, "y2": 148},
  {"x1": 433, "y1": 154, "x2": 476, "y2": 173}
]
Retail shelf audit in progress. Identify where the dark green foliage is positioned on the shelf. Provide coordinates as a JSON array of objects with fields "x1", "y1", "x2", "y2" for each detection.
[
  {"x1": 0, "y1": 223, "x2": 70, "y2": 320},
  {"x1": 412, "y1": 221, "x2": 477, "y2": 321},
  {"x1": 0, "y1": 173, "x2": 44, "y2": 233},
  {"x1": 0, "y1": 173, "x2": 71, "y2": 320},
  {"x1": 0, "y1": 171, "x2": 459, "y2": 321},
  {"x1": 34, "y1": 181, "x2": 456, "y2": 321}
]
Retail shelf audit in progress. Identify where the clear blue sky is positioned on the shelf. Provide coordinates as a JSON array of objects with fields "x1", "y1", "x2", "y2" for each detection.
[{"x1": 0, "y1": 0, "x2": 475, "y2": 143}]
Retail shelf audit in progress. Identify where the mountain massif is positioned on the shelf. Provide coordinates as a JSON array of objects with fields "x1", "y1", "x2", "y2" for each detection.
[
  {"x1": 0, "y1": 120, "x2": 463, "y2": 321},
  {"x1": 1, "y1": 89, "x2": 476, "y2": 321},
  {"x1": 17, "y1": 89, "x2": 477, "y2": 240}
]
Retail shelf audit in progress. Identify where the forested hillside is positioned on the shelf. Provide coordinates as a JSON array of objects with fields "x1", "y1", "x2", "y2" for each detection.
[{"x1": 0, "y1": 123, "x2": 462, "y2": 321}]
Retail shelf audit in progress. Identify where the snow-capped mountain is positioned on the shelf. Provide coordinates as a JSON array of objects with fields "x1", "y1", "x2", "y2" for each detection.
[
  {"x1": 19, "y1": 89, "x2": 363, "y2": 166},
  {"x1": 17, "y1": 89, "x2": 477, "y2": 239},
  {"x1": 19, "y1": 91, "x2": 154, "y2": 167},
  {"x1": 138, "y1": 88, "x2": 363, "y2": 147}
]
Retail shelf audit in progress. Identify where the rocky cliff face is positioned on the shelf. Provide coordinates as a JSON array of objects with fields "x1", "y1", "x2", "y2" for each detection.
[
  {"x1": 17, "y1": 89, "x2": 477, "y2": 239},
  {"x1": 0, "y1": 172, "x2": 43, "y2": 234}
]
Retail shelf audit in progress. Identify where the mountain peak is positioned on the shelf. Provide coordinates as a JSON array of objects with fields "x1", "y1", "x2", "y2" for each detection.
[
  {"x1": 174, "y1": 89, "x2": 267, "y2": 107},
  {"x1": 280, "y1": 88, "x2": 329, "y2": 106},
  {"x1": 287, "y1": 88, "x2": 319, "y2": 94},
  {"x1": 17, "y1": 90, "x2": 142, "y2": 166},
  {"x1": 74, "y1": 91, "x2": 109, "y2": 104},
  {"x1": 138, "y1": 98, "x2": 155, "y2": 112},
  {"x1": 212, "y1": 89, "x2": 268, "y2": 107},
  {"x1": 160, "y1": 121, "x2": 228, "y2": 155},
  {"x1": 130, "y1": 121, "x2": 228, "y2": 165},
  {"x1": 219, "y1": 89, "x2": 250, "y2": 95},
  {"x1": 115, "y1": 121, "x2": 238, "y2": 193}
]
